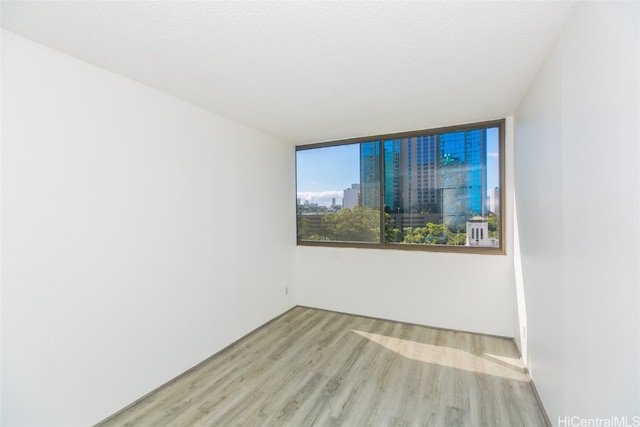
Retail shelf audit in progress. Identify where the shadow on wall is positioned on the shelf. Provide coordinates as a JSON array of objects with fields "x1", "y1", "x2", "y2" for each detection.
[{"x1": 512, "y1": 196, "x2": 528, "y2": 366}]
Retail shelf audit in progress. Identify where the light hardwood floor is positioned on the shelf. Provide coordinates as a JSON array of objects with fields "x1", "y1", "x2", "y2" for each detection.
[{"x1": 97, "y1": 306, "x2": 549, "y2": 426}]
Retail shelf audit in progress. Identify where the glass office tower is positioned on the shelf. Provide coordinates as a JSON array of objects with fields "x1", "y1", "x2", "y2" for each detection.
[
  {"x1": 382, "y1": 135, "x2": 439, "y2": 214},
  {"x1": 359, "y1": 141, "x2": 380, "y2": 209},
  {"x1": 361, "y1": 129, "x2": 487, "y2": 230},
  {"x1": 383, "y1": 139, "x2": 401, "y2": 212},
  {"x1": 438, "y1": 129, "x2": 487, "y2": 229}
]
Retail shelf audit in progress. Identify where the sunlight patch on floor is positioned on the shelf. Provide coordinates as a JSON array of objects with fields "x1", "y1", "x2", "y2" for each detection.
[{"x1": 352, "y1": 330, "x2": 529, "y2": 382}]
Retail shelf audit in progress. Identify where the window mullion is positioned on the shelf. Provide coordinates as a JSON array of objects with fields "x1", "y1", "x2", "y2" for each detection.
[{"x1": 379, "y1": 140, "x2": 385, "y2": 245}]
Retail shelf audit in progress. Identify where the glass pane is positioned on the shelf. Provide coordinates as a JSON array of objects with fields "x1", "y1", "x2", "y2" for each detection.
[
  {"x1": 384, "y1": 127, "x2": 500, "y2": 247},
  {"x1": 296, "y1": 142, "x2": 381, "y2": 243}
]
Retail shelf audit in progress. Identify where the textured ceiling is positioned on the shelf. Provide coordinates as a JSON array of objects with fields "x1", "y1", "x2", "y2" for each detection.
[{"x1": 1, "y1": 1, "x2": 576, "y2": 144}]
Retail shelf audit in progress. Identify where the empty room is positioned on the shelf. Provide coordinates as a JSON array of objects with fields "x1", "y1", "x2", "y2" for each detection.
[{"x1": 1, "y1": 1, "x2": 638, "y2": 426}]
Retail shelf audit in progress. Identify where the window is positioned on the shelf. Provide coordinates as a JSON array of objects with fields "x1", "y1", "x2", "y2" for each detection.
[{"x1": 296, "y1": 120, "x2": 505, "y2": 254}]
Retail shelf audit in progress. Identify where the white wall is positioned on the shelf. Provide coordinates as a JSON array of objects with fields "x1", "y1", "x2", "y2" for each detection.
[
  {"x1": 296, "y1": 246, "x2": 514, "y2": 336},
  {"x1": 513, "y1": 30, "x2": 565, "y2": 417},
  {"x1": 295, "y1": 119, "x2": 515, "y2": 337},
  {"x1": 1, "y1": 31, "x2": 295, "y2": 426},
  {"x1": 514, "y1": 1, "x2": 639, "y2": 424}
]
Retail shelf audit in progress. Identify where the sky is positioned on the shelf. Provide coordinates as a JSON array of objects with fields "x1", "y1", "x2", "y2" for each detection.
[
  {"x1": 296, "y1": 143, "x2": 361, "y2": 206},
  {"x1": 297, "y1": 128, "x2": 500, "y2": 207}
]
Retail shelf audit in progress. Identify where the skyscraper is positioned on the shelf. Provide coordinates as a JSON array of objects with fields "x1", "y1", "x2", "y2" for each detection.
[
  {"x1": 438, "y1": 129, "x2": 487, "y2": 229},
  {"x1": 342, "y1": 183, "x2": 360, "y2": 209},
  {"x1": 383, "y1": 140, "x2": 401, "y2": 211},
  {"x1": 359, "y1": 141, "x2": 380, "y2": 209},
  {"x1": 399, "y1": 134, "x2": 439, "y2": 214},
  {"x1": 360, "y1": 129, "x2": 487, "y2": 230},
  {"x1": 382, "y1": 136, "x2": 439, "y2": 214},
  {"x1": 488, "y1": 187, "x2": 500, "y2": 214}
]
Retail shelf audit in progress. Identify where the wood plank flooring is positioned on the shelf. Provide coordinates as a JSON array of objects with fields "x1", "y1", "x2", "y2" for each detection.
[{"x1": 97, "y1": 306, "x2": 549, "y2": 427}]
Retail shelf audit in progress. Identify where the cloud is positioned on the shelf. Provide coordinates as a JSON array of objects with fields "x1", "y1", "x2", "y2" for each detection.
[{"x1": 297, "y1": 190, "x2": 343, "y2": 206}]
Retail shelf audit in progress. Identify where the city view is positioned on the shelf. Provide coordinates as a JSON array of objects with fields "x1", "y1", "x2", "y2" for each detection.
[{"x1": 297, "y1": 126, "x2": 501, "y2": 247}]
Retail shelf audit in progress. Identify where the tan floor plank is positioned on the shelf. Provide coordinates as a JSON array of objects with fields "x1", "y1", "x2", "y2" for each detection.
[{"x1": 97, "y1": 306, "x2": 549, "y2": 427}]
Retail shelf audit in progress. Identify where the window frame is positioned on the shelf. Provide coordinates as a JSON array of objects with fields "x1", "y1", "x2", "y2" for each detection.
[{"x1": 296, "y1": 119, "x2": 506, "y2": 255}]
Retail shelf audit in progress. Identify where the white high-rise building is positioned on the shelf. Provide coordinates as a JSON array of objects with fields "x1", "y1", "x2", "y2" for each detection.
[
  {"x1": 342, "y1": 184, "x2": 360, "y2": 209},
  {"x1": 488, "y1": 187, "x2": 500, "y2": 213}
]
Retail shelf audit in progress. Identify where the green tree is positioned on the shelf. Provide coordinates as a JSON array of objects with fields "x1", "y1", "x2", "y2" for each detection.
[
  {"x1": 384, "y1": 213, "x2": 401, "y2": 243},
  {"x1": 297, "y1": 217, "x2": 311, "y2": 240},
  {"x1": 447, "y1": 232, "x2": 467, "y2": 246},
  {"x1": 424, "y1": 222, "x2": 449, "y2": 244},
  {"x1": 322, "y1": 206, "x2": 380, "y2": 242},
  {"x1": 403, "y1": 222, "x2": 467, "y2": 245},
  {"x1": 403, "y1": 226, "x2": 427, "y2": 244},
  {"x1": 487, "y1": 214, "x2": 497, "y2": 231},
  {"x1": 487, "y1": 212, "x2": 499, "y2": 238}
]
